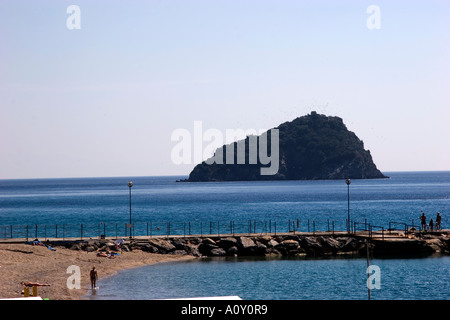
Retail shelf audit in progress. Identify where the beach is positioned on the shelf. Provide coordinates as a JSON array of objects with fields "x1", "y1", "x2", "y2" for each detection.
[{"x1": 0, "y1": 243, "x2": 195, "y2": 300}]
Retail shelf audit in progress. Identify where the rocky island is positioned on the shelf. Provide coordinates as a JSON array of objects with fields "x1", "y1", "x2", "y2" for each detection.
[{"x1": 185, "y1": 112, "x2": 387, "y2": 181}]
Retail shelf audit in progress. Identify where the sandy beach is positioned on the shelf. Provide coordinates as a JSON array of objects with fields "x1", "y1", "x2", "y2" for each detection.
[{"x1": 0, "y1": 243, "x2": 195, "y2": 300}]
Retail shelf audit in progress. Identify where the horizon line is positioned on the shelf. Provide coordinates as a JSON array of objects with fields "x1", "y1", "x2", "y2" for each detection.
[{"x1": 1, "y1": 170, "x2": 450, "y2": 181}]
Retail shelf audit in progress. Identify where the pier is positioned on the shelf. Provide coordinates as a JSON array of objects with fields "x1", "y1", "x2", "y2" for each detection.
[{"x1": 1, "y1": 220, "x2": 448, "y2": 258}]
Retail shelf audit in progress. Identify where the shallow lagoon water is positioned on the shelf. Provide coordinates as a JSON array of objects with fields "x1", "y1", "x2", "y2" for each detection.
[{"x1": 91, "y1": 255, "x2": 450, "y2": 300}]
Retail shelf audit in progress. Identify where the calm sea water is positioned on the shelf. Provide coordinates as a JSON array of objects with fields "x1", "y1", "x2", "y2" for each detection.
[
  {"x1": 1, "y1": 171, "x2": 449, "y2": 231},
  {"x1": 1, "y1": 171, "x2": 449, "y2": 299},
  {"x1": 91, "y1": 255, "x2": 450, "y2": 300}
]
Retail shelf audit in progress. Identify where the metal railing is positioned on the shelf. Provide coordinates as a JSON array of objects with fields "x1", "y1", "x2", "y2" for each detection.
[
  {"x1": 1, "y1": 218, "x2": 434, "y2": 241},
  {"x1": 0, "y1": 219, "x2": 350, "y2": 241}
]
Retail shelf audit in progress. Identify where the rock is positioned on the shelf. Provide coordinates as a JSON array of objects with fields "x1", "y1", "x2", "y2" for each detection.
[
  {"x1": 255, "y1": 241, "x2": 268, "y2": 255},
  {"x1": 85, "y1": 245, "x2": 96, "y2": 253},
  {"x1": 185, "y1": 243, "x2": 201, "y2": 257},
  {"x1": 226, "y1": 246, "x2": 239, "y2": 256},
  {"x1": 337, "y1": 237, "x2": 360, "y2": 252},
  {"x1": 237, "y1": 237, "x2": 258, "y2": 255},
  {"x1": 202, "y1": 238, "x2": 217, "y2": 246},
  {"x1": 425, "y1": 239, "x2": 443, "y2": 253},
  {"x1": 238, "y1": 237, "x2": 256, "y2": 249},
  {"x1": 300, "y1": 236, "x2": 323, "y2": 256},
  {"x1": 148, "y1": 239, "x2": 176, "y2": 253},
  {"x1": 276, "y1": 239, "x2": 301, "y2": 256},
  {"x1": 170, "y1": 250, "x2": 189, "y2": 255},
  {"x1": 266, "y1": 239, "x2": 279, "y2": 248},
  {"x1": 218, "y1": 237, "x2": 238, "y2": 249},
  {"x1": 171, "y1": 238, "x2": 187, "y2": 250},
  {"x1": 280, "y1": 239, "x2": 299, "y2": 249},
  {"x1": 320, "y1": 236, "x2": 341, "y2": 254},
  {"x1": 198, "y1": 243, "x2": 218, "y2": 256},
  {"x1": 210, "y1": 248, "x2": 227, "y2": 256},
  {"x1": 185, "y1": 112, "x2": 387, "y2": 182},
  {"x1": 140, "y1": 244, "x2": 158, "y2": 253},
  {"x1": 70, "y1": 243, "x2": 81, "y2": 251}
]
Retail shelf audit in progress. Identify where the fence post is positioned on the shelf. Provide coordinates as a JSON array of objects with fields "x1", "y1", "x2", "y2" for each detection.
[
  {"x1": 81, "y1": 224, "x2": 83, "y2": 240},
  {"x1": 26, "y1": 225, "x2": 28, "y2": 241}
]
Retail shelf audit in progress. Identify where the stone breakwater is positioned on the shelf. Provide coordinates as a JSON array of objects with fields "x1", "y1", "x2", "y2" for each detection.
[{"x1": 56, "y1": 232, "x2": 450, "y2": 258}]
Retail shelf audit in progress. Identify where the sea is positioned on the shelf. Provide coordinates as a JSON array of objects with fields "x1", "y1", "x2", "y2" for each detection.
[{"x1": 0, "y1": 171, "x2": 449, "y2": 300}]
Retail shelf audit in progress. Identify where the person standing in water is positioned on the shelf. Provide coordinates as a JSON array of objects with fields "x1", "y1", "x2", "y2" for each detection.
[{"x1": 90, "y1": 266, "x2": 98, "y2": 290}]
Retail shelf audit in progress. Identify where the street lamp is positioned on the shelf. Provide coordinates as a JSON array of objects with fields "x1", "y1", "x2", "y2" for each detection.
[
  {"x1": 128, "y1": 181, "x2": 133, "y2": 239},
  {"x1": 346, "y1": 178, "x2": 351, "y2": 233}
]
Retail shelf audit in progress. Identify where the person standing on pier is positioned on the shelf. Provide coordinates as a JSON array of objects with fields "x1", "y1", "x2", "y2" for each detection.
[
  {"x1": 435, "y1": 212, "x2": 442, "y2": 230},
  {"x1": 420, "y1": 212, "x2": 427, "y2": 231}
]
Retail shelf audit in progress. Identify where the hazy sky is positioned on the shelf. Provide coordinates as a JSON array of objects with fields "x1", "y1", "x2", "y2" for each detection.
[{"x1": 1, "y1": 0, "x2": 449, "y2": 179}]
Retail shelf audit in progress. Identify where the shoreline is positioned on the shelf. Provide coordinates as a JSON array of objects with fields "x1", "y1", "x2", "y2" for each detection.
[
  {"x1": 2, "y1": 230, "x2": 448, "y2": 300},
  {"x1": 0, "y1": 243, "x2": 195, "y2": 300}
]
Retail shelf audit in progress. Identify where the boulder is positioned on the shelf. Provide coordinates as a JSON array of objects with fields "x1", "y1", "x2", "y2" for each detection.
[
  {"x1": 185, "y1": 243, "x2": 201, "y2": 257},
  {"x1": 218, "y1": 237, "x2": 238, "y2": 249},
  {"x1": 238, "y1": 237, "x2": 256, "y2": 249},
  {"x1": 275, "y1": 239, "x2": 301, "y2": 256},
  {"x1": 170, "y1": 250, "x2": 189, "y2": 256},
  {"x1": 198, "y1": 243, "x2": 218, "y2": 256},
  {"x1": 140, "y1": 244, "x2": 158, "y2": 253},
  {"x1": 148, "y1": 239, "x2": 176, "y2": 253},
  {"x1": 226, "y1": 246, "x2": 239, "y2": 256},
  {"x1": 202, "y1": 238, "x2": 217, "y2": 246},
  {"x1": 210, "y1": 248, "x2": 227, "y2": 256},
  {"x1": 425, "y1": 239, "x2": 443, "y2": 253},
  {"x1": 337, "y1": 237, "x2": 360, "y2": 252},
  {"x1": 237, "y1": 237, "x2": 258, "y2": 255},
  {"x1": 320, "y1": 236, "x2": 341, "y2": 254},
  {"x1": 280, "y1": 239, "x2": 299, "y2": 249},
  {"x1": 300, "y1": 236, "x2": 323, "y2": 256},
  {"x1": 266, "y1": 239, "x2": 279, "y2": 248},
  {"x1": 70, "y1": 243, "x2": 81, "y2": 250}
]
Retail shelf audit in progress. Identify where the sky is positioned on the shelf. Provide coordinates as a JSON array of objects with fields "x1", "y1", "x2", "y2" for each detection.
[{"x1": 1, "y1": 0, "x2": 449, "y2": 179}]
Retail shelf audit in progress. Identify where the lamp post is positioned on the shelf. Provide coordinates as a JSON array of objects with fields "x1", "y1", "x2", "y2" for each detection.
[
  {"x1": 346, "y1": 178, "x2": 351, "y2": 233},
  {"x1": 128, "y1": 181, "x2": 133, "y2": 239}
]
